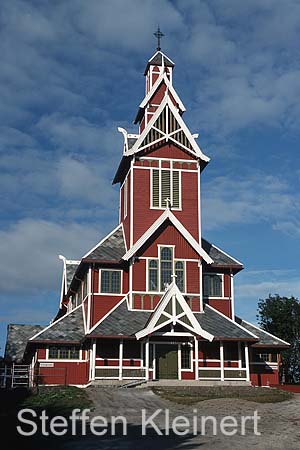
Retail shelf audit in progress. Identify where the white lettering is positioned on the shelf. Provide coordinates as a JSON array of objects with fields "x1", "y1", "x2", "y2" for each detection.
[
  {"x1": 49, "y1": 416, "x2": 68, "y2": 436},
  {"x1": 220, "y1": 416, "x2": 238, "y2": 436},
  {"x1": 142, "y1": 409, "x2": 163, "y2": 435},
  {"x1": 17, "y1": 409, "x2": 37, "y2": 436}
]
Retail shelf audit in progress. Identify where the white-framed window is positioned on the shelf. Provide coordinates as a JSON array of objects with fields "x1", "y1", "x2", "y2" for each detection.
[
  {"x1": 151, "y1": 168, "x2": 181, "y2": 209},
  {"x1": 100, "y1": 270, "x2": 122, "y2": 294},
  {"x1": 203, "y1": 273, "x2": 223, "y2": 297},
  {"x1": 148, "y1": 246, "x2": 185, "y2": 292},
  {"x1": 48, "y1": 346, "x2": 80, "y2": 360}
]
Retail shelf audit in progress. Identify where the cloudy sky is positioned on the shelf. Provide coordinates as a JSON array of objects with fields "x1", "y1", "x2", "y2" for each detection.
[{"x1": 1, "y1": 0, "x2": 300, "y2": 354}]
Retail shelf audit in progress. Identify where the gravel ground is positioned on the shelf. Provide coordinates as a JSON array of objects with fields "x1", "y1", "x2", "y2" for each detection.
[{"x1": 60, "y1": 387, "x2": 300, "y2": 450}]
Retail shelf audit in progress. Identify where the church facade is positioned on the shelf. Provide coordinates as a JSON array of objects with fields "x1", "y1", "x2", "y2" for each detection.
[{"x1": 5, "y1": 48, "x2": 289, "y2": 387}]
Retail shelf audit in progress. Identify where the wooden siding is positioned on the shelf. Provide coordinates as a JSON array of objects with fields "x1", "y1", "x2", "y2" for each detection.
[{"x1": 91, "y1": 295, "x2": 124, "y2": 328}]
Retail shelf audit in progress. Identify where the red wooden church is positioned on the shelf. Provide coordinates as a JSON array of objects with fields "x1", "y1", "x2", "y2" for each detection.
[{"x1": 5, "y1": 44, "x2": 289, "y2": 387}]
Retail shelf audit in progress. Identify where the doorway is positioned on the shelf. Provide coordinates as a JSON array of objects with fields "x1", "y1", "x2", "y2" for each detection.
[{"x1": 156, "y1": 344, "x2": 178, "y2": 379}]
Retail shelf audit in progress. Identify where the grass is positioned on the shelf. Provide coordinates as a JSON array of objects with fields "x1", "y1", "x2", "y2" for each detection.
[
  {"x1": 21, "y1": 385, "x2": 92, "y2": 416},
  {"x1": 152, "y1": 386, "x2": 293, "y2": 405}
]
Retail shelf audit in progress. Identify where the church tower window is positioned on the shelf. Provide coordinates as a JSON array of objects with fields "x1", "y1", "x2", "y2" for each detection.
[{"x1": 151, "y1": 168, "x2": 181, "y2": 209}]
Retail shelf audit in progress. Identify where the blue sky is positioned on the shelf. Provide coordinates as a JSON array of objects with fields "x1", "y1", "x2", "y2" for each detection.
[{"x1": 1, "y1": 0, "x2": 300, "y2": 355}]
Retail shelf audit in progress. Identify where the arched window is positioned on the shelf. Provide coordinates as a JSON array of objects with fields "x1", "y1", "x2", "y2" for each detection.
[
  {"x1": 148, "y1": 247, "x2": 185, "y2": 293},
  {"x1": 149, "y1": 260, "x2": 158, "y2": 291},
  {"x1": 175, "y1": 261, "x2": 185, "y2": 292},
  {"x1": 160, "y1": 247, "x2": 173, "y2": 290}
]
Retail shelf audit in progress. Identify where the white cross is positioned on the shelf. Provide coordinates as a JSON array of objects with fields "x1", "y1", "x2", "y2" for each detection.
[{"x1": 165, "y1": 198, "x2": 171, "y2": 209}]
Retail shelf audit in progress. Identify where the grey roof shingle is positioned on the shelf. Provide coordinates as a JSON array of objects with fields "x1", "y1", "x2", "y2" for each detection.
[
  {"x1": 202, "y1": 239, "x2": 243, "y2": 268},
  {"x1": 89, "y1": 300, "x2": 256, "y2": 341},
  {"x1": 84, "y1": 226, "x2": 126, "y2": 262},
  {"x1": 236, "y1": 318, "x2": 289, "y2": 347},
  {"x1": 5, "y1": 324, "x2": 44, "y2": 362},
  {"x1": 144, "y1": 51, "x2": 174, "y2": 74},
  {"x1": 31, "y1": 307, "x2": 84, "y2": 342},
  {"x1": 195, "y1": 306, "x2": 257, "y2": 340},
  {"x1": 66, "y1": 263, "x2": 79, "y2": 290},
  {"x1": 89, "y1": 300, "x2": 152, "y2": 337}
]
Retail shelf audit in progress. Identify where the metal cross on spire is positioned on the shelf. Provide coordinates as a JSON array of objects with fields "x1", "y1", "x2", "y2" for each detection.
[{"x1": 154, "y1": 26, "x2": 164, "y2": 51}]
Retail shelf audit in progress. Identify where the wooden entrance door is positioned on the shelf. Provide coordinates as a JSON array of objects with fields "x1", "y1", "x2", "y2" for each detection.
[{"x1": 156, "y1": 344, "x2": 178, "y2": 379}]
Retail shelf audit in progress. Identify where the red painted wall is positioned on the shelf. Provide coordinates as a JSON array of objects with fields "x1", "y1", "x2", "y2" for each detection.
[
  {"x1": 250, "y1": 367, "x2": 279, "y2": 386},
  {"x1": 91, "y1": 295, "x2": 123, "y2": 328},
  {"x1": 122, "y1": 174, "x2": 131, "y2": 249},
  {"x1": 132, "y1": 259, "x2": 147, "y2": 291},
  {"x1": 132, "y1": 164, "x2": 199, "y2": 243},
  {"x1": 141, "y1": 224, "x2": 200, "y2": 259},
  {"x1": 37, "y1": 361, "x2": 89, "y2": 386},
  {"x1": 207, "y1": 299, "x2": 232, "y2": 318}
]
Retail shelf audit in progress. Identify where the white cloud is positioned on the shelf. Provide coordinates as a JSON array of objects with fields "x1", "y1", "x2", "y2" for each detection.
[
  {"x1": 56, "y1": 156, "x2": 118, "y2": 206},
  {"x1": 202, "y1": 171, "x2": 300, "y2": 233},
  {"x1": 0, "y1": 219, "x2": 106, "y2": 294}
]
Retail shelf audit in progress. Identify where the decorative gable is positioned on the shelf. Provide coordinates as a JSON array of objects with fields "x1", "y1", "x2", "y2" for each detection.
[
  {"x1": 125, "y1": 97, "x2": 210, "y2": 162},
  {"x1": 136, "y1": 282, "x2": 214, "y2": 340}
]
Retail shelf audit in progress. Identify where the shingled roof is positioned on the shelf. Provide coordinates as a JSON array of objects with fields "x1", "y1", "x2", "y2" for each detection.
[
  {"x1": 235, "y1": 318, "x2": 290, "y2": 348},
  {"x1": 195, "y1": 306, "x2": 257, "y2": 341},
  {"x1": 88, "y1": 299, "x2": 256, "y2": 342},
  {"x1": 5, "y1": 324, "x2": 44, "y2": 362},
  {"x1": 89, "y1": 300, "x2": 152, "y2": 337},
  {"x1": 144, "y1": 51, "x2": 174, "y2": 74},
  {"x1": 202, "y1": 238, "x2": 243, "y2": 269},
  {"x1": 83, "y1": 225, "x2": 126, "y2": 262},
  {"x1": 30, "y1": 306, "x2": 84, "y2": 342},
  {"x1": 66, "y1": 262, "x2": 79, "y2": 290}
]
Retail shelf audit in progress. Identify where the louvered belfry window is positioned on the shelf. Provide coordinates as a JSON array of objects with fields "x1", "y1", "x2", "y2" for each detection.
[{"x1": 152, "y1": 169, "x2": 180, "y2": 209}]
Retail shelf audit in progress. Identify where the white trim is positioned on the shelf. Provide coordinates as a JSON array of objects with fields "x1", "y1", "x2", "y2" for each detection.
[
  {"x1": 209, "y1": 242, "x2": 243, "y2": 267},
  {"x1": 194, "y1": 337, "x2": 199, "y2": 380},
  {"x1": 87, "y1": 267, "x2": 92, "y2": 332},
  {"x1": 124, "y1": 178, "x2": 128, "y2": 219},
  {"x1": 139, "y1": 72, "x2": 185, "y2": 112},
  {"x1": 125, "y1": 97, "x2": 210, "y2": 162},
  {"x1": 82, "y1": 301, "x2": 88, "y2": 334},
  {"x1": 220, "y1": 342, "x2": 225, "y2": 381},
  {"x1": 139, "y1": 256, "x2": 199, "y2": 262},
  {"x1": 141, "y1": 156, "x2": 198, "y2": 163},
  {"x1": 238, "y1": 342, "x2": 242, "y2": 369},
  {"x1": 148, "y1": 50, "x2": 175, "y2": 66},
  {"x1": 150, "y1": 166, "x2": 182, "y2": 210},
  {"x1": 82, "y1": 223, "x2": 123, "y2": 259},
  {"x1": 88, "y1": 297, "x2": 126, "y2": 334},
  {"x1": 245, "y1": 343, "x2": 250, "y2": 382},
  {"x1": 204, "y1": 304, "x2": 259, "y2": 339},
  {"x1": 29, "y1": 303, "x2": 83, "y2": 341},
  {"x1": 122, "y1": 209, "x2": 213, "y2": 264},
  {"x1": 230, "y1": 271, "x2": 235, "y2": 320},
  {"x1": 178, "y1": 344, "x2": 182, "y2": 380},
  {"x1": 241, "y1": 319, "x2": 290, "y2": 346},
  {"x1": 135, "y1": 281, "x2": 214, "y2": 341},
  {"x1": 203, "y1": 273, "x2": 225, "y2": 298},
  {"x1": 119, "y1": 339, "x2": 123, "y2": 380},
  {"x1": 130, "y1": 159, "x2": 134, "y2": 247},
  {"x1": 98, "y1": 268, "x2": 123, "y2": 295}
]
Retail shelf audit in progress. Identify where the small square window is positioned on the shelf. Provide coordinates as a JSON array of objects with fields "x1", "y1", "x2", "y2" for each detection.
[{"x1": 100, "y1": 270, "x2": 121, "y2": 294}]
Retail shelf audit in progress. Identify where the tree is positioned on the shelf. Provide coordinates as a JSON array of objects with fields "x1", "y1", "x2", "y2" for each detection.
[{"x1": 257, "y1": 294, "x2": 300, "y2": 384}]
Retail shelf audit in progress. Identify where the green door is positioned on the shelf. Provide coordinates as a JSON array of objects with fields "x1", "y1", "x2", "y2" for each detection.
[{"x1": 156, "y1": 344, "x2": 178, "y2": 379}]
